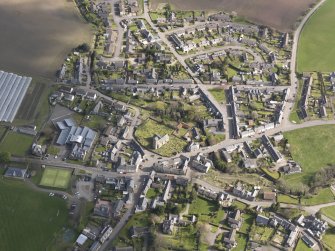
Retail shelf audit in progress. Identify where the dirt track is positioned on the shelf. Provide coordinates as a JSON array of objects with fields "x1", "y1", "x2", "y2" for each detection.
[
  {"x1": 0, "y1": 0, "x2": 92, "y2": 79},
  {"x1": 151, "y1": 0, "x2": 317, "y2": 31}
]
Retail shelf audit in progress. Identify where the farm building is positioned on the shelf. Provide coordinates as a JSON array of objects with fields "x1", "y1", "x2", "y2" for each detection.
[{"x1": 0, "y1": 70, "x2": 32, "y2": 122}]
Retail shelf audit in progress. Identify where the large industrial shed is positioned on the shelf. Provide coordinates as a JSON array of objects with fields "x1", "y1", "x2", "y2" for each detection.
[{"x1": 0, "y1": 70, "x2": 32, "y2": 122}]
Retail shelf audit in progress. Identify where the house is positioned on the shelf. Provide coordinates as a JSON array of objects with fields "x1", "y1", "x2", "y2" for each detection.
[
  {"x1": 221, "y1": 150, "x2": 232, "y2": 163},
  {"x1": 93, "y1": 199, "x2": 112, "y2": 218},
  {"x1": 130, "y1": 226, "x2": 149, "y2": 238},
  {"x1": 113, "y1": 200, "x2": 125, "y2": 217},
  {"x1": 263, "y1": 191, "x2": 276, "y2": 200},
  {"x1": 286, "y1": 227, "x2": 299, "y2": 247},
  {"x1": 153, "y1": 156, "x2": 189, "y2": 175},
  {"x1": 261, "y1": 135, "x2": 282, "y2": 163},
  {"x1": 99, "y1": 226, "x2": 113, "y2": 244},
  {"x1": 243, "y1": 158, "x2": 257, "y2": 169},
  {"x1": 31, "y1": 143, "x2": 46, "y2": 157},
  {"x1": 64, "y1": 94, "x2": 75, "y2": 102},
  {"x1": 153, "y1": 134, "x2": 169, "y2": 149},
  {"x1": 227, "y1": 210, "x2": 242, "y2": 229},
  {"x1": 87, "y1": 92, "x2": 97, "y2": 101},
  {"x1": 162, "y1": 220, "x2": 174, "y2": 234},
  {"x1": 187, "y1": 141, "x2": 200, "y2": 152},
  {"x1": 190, "y1": 153, "x2": 213, "y2": 173},
  {"x1": 256, "y1": 215, "x2": 270, "y2": 226},
  {"x1": 162, "y1": 180, "x2": 171, "y2": 202},
  {"x1": 135, "y1": 197, "x2": 148, "y2": 213},
  {"x1": 281, "y1": 161, "x2": 302, "y2": 175},
  {"x1": 223, "y1": 229, "x2": 237, "y2": 249}
]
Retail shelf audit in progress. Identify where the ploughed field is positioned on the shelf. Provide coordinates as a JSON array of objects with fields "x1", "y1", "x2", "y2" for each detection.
[
  {"x1": 151, "y1": 0, "x2": 317, "y2": 31},
  {"x1": 0, "y1": 0, "x2": 92, "y2": 79}
]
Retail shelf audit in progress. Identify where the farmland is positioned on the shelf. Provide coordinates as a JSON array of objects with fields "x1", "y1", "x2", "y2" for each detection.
[
  {"x1": 0, "y1": 179, "x2": 68, "y2": 251},
  {"x1": 297, "y1": 0, "x2": 335, "y2": 72},
  {"x1": 284, "y1": 125, "x2": 335, "y2": 184},
  {"x1": 150, "y1": 0, "x2": 317, "y2": 31},
  {"x1": 0, "y1": 0, "x2": 92, "y2": 79},
  {"x1": 40, "y1": 167, "x2": 72, "y2": 189}
]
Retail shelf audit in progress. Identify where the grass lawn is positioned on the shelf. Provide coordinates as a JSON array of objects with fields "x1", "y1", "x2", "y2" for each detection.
[
  {"x1": 232, "y1": 200, "x2": 247, "y2": 211},
  {"x1": 284, "y1": 125, "x2": 335, "y2": 184},
  {"x1": 295, "y1": 238, "x2": 312, "y2": 251},
  {"x1": 321, "y1": 205, "x2": 335, "y2": 221},
  {"x1": 188, "y1": 197, "x2": 226, "y2": 224},
  {"x1": 239, "y1": 213, "x2": 255, "y2": 234},
  {"x1": 146, "y1": 188, "x2": 160, "y2": 199},
  {"x1": 277, "y1": 194, "x2": 299, "y2": 204},
  {"x1": 0, "y1": 179, "x2": 68, "y2": 251},
  {"x1": 235, "y1": 233, "x2": 248, "y2": 251},
  {"x1": 297, "y1": 0, "x2": 335, "y2": 72},
  {"x1": 189, "y1": 197, "x2": 217, "y2": 215},
  {"x1": 135, "y1": 119, "x2": 187, "y2": 157},
  {"x1": 250, "y1": 224, "x2": 274, "y2": 242},
  {"x1": 0, "y1": 132, "x2": 34, "y2": 156},
  {"x1": 322, "y1": 228, "x2": 335, "y2": 251},
  {"x1": 40, "y1": 167, "x2": 72, "y2": 189},
  {"x1": 208, "y1": 88, "x2": 226, "y2": 103}
]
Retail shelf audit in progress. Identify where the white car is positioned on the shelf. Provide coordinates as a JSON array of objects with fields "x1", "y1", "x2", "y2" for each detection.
[{"x1": 49, "y1": 192, "x2": 54, "y2": 197}]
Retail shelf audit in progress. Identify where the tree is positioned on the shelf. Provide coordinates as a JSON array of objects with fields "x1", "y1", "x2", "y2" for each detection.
[
  {"x1": 0, "y1": 152, "x2": 11, "y2": 164},
  {"x1": 76, "y1": 43, "x2": 90, "y2": 53}
]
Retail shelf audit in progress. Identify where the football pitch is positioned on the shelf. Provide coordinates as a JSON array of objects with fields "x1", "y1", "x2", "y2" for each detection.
[{"x1": 40, "y1": 167, "x2": 72, "y2": 189}]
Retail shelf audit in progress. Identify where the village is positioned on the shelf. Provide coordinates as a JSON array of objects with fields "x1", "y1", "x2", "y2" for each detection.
[{"x1": 1, "y1": 0, "x2": 335, "y2": 251}]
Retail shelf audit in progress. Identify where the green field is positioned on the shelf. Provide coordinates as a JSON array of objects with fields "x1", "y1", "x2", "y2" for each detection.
[
  {"x1": 0, "y1": 179, "x2": 68, "y2": 251},
  {"x1": 40, "y1": 167, "x2": 72, "y2": 189},
  {"x1": 301, "y1": 187, "x2": 335, "y2": 206},
  {"x1": 297, "y1": 0, "x2": 335, "y2": 72},
  {"x1": 284, "y1": 125, "x2": 335, "y2": 184},
  {"x1": 321, "y1": 205, "x2": 335, "y2": 221},
  {"x1": 278, "y1": 188, "x2": 335, "y2": 206},
  {"x1": 0, "y1": 132, "x2": 33, "y2": 156},
  {"x1": 277, "y1": 194, "x2": 299, "y2": 204}
]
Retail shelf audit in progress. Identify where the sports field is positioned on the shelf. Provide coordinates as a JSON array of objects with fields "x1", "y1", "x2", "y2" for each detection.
[
  {"x1": 297, "y1": 0, "x2": 335, "y2": 72},
  {"x1": 40, "y1": 167, "x2": 72, "y2": 189},
  {"x1": 0, "y1": 179, "x2": 68, "y2": 251}
]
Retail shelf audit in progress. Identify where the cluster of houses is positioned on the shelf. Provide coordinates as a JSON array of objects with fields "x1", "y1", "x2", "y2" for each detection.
[
  {"x1": 197, "y1": 185, "x2": 233, "y2": 207},
  {"x1": 94, "y1": 176, "x2": 134, "y2": 218},
  {"x1": 223, "y1": 209, "x2": 244, "y2": 249},
  {"x1": 231, "y1": 182, "x2": 260, "y2": 201},
  {"x1": 75, "y1": 225, "x2": 113, "y2": 251},
  {"x1": 152, "y1": 153, "x2": 214, "y2": 175},
  {"x1": 228, "y1": 86, "x2": 289, "y2": 139},
  {"x1": 50, "y1": 87, "x2": 97, "y2": 107},
  {"x1": 256, "y1": 213, "x2": 327, "y2": 249},
  {"x1": 116, "y1": 0, "x2": 139, "y2": 17}
]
